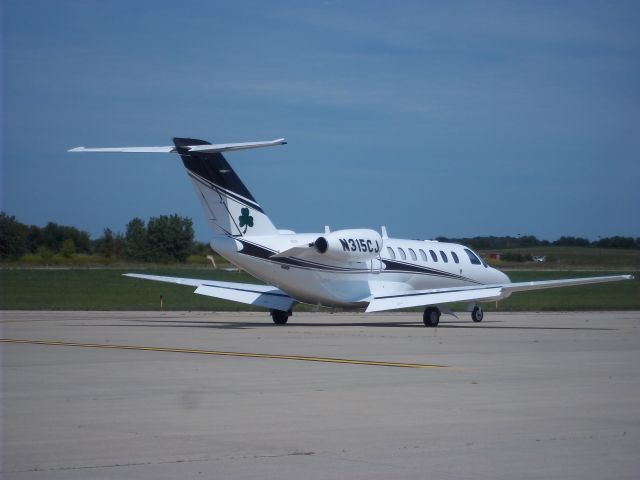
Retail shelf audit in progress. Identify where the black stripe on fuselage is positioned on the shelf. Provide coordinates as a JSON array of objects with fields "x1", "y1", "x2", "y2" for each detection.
[
  {"x1": 381, "y1": 259, "x2": 482, "y2": 284},
  {"x1": 235, "y1": 239, "x2": 482, "y2": 281}
]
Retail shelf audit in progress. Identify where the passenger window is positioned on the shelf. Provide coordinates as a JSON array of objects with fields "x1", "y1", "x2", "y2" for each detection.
[
  {"x1": 419, "y1": 249, "x2": 428, "y2": 262},
  {"x1": 408, "y1": 248, "x2": 417, "y2": 261},
  {"x1": 387, "y1": 247, "x2": 396, "y2": 260},
  {"x1": 451, "y1": 251, "x2": 459, "y2": 264},
  {"x1": 464, "y1": 248, "x2": 481, "y2": 265},
  {"x1": 440, "y1": 251, "x2": 448, "y2": 263},
  {"x1": 430, "y1": 250, "x2": 438, "y2": 262},
  {"x1": 398, "y1": 247, "x2": 407, "y2": 260}
]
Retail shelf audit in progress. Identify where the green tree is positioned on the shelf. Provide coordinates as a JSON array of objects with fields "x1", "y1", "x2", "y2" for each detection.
[
  {"x1": 0, "y1": 212, "x2": 29, "y2": 259},
  {"x1": 146, "y1": 214, "x2": 194, "y2": 262},
  {"x1": 96, "y1": 228, "x2": 115, "y2": 257},
  {"x1": 125, "y1": 218, "x2": 148, "y2": 260},
  {"x1": 595, "y1": 236, "x2": 638, "y2": 249},
  {"x1": 41, "y1": 222, "x2": 91, "y2": 254},
  {"x1": 60, "y1": 238, "x2": 76, "y2": 258}
]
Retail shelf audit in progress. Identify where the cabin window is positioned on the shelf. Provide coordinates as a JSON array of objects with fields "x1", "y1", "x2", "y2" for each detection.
[
  {"x1": 398, "y1": 247, "x2": 407, "y2": 260},
  {"x1": 464, "y1": 248, "x2": 481, "y2": 265},
  {"x1": 419, "y1": 249, "x2": 428, "y2": 262},
  {"x1": 440, "y1": 251, "x2": 448, "y2": 263},
  {"x1": 408, "y1": 248, "x2": 417, "y2": 261},
  {"x1": 430, "y1": 250, "x2": 438, "y2": 262},
  {"x1": 387, "y1": 247, "x2": 396, "y2": 260},
  {"x1": 451, "y1": 251, "x2": 460, "y2": 264}
]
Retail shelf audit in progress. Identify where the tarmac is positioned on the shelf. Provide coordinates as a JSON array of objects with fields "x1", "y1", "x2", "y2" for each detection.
[{"x1": 1, "y1": 310, "x2": 639, "y2": 479}]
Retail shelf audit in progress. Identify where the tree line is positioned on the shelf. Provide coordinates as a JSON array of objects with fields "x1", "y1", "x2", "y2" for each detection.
[
  {"x1": 2, "y1": 211, "x2": 638, "y2": 262},
  {"x1": 0, "y1": 212, "x2": 208, "y2": 262},
  {"x1": 435, "y1": 235, "x2": 640, "y2": 250}
]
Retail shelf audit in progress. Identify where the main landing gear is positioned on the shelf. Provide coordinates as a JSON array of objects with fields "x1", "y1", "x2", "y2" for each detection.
[
  {"x1": 270, "y1": 309, "x2": 290, "y2": 325},
  {"x1": 422, "y1": 305, "x2": 485, "y2": 327},
  {"x1": 423, "y1": 307, "x2": 440, "y2": 327},
  {"x1": 471, "y1": 305, "x2": 484, "y2": 323}
]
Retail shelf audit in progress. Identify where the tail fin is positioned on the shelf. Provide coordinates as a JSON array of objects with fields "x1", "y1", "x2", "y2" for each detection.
[{"x1": 173, "y1": 138, "x2": 278, "y2": 237}]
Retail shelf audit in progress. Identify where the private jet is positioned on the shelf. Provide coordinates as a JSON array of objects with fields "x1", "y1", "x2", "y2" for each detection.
[{"x1": 70, "y1": 138, "x2": 633, "y2": 326}]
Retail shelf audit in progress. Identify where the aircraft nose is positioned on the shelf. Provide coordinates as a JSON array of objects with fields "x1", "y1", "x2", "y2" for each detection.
[{"x1": 497, "y1": 269, "x2": 511, "y2": 284}]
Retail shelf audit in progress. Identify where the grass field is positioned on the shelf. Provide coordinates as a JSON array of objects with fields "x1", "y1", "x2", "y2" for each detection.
[
  {"x1": 481, "y1": 246, "x2": 640, "y2": 270},
  {"x1": 1, "y1": 266, "x2": 637, "y2": 312}
]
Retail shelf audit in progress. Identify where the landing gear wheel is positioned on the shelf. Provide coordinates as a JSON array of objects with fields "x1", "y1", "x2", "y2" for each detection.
[
  {"x1": 270, "y1": 309, "x2": 289, "y2": 325},
  {"x1": 471, "y1": 306, "x2": 484, "y2": 323},
  {"x1": 423, "y1": 307, "x2": 440, "y2": 327}
]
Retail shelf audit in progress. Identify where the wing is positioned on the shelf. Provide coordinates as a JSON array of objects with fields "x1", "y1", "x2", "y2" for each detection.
[
  {"x1": 366, "y1": 274, "x2": 633, "y2": 313},
  {"x1": 124, "y1": 273, "x2": 296, "y2": 311}
]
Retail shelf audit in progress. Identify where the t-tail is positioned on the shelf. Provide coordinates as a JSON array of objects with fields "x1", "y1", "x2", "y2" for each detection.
[
  {"x1": 69, "y1": 137, "x2": 286, "y2": 237},
  {"x1": 173, "y1": 138, "x2": 279, "y2": 237}
]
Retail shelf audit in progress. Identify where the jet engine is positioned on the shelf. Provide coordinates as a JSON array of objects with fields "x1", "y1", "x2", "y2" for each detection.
[{"x1": 312, "y1": 229, "x2": 383, "y2": 262}]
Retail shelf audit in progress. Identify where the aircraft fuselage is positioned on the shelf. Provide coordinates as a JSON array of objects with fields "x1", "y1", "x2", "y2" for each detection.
[{"x1": 211, "y1": 234, "x2": 510, "y2": 308}]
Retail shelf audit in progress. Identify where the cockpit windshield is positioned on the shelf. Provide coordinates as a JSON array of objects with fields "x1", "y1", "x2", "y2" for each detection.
[{"x1": 464, "y1": 248, "x2": 486, "y2": 266}]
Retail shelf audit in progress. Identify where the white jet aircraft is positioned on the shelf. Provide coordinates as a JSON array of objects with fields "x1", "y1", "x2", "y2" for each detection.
[{"x1": 70, "y1": 138, "x2": 633, "y2": 326}]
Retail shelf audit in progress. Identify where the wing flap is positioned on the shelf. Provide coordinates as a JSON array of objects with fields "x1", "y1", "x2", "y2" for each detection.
[
  {"x1": 194, "y1": 285, "x2": 295, "y2": 311},
  {"x1": 123, "y1": 273, "x2": 295, "y2": 310},
  {"x1": 366, "y1": 287, "x2": 503, "y2": 313}
]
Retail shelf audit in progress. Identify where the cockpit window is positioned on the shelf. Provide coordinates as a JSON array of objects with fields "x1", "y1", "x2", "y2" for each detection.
[
  {"x1": 451, "y1": 251, "x2": 459, "y2": 264},
  {"x1": 464, "y1": 248, "x2": 481, "y2": 265}
]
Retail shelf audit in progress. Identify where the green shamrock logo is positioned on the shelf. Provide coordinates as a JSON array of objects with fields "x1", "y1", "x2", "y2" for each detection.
[{"x1": 238, "y1": 208, "x2": 254, "y2": 234}]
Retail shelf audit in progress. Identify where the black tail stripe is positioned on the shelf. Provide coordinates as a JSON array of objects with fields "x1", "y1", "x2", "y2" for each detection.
[{"x1": 174, "y1": 137, "x2": 259, "y2": 205}]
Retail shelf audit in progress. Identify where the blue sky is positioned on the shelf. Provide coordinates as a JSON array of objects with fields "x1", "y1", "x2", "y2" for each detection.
[{"x1": 2, "y1": 0, "x2": 639, "y2": 241}]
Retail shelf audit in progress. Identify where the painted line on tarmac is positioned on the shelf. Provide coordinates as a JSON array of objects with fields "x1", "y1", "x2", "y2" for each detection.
[{"x1": 0, "y1": 338, "x2": 448, "y2": 369}]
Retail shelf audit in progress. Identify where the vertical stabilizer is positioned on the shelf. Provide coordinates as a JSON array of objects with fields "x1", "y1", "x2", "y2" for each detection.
[{"x1": 173, "y1": 138, "x2": 278, "y2": 237}]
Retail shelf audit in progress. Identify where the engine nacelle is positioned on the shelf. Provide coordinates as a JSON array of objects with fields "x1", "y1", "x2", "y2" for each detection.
[{"x1": 313, "y1": 229, "x2": 383, "y2": 262}]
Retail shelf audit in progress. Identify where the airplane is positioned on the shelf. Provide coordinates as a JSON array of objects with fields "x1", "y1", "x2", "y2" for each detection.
[{"x1": 69, "y1": 137, "x2": 633, "y2": 326}]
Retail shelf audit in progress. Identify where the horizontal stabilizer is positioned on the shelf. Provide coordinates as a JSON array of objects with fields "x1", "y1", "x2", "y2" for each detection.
[
  {"x1": 68, "y1": 146, "x2": 176, "y2": 153},
  {"x1": 187, "y1": 139, "x2": 286, "y2": 153},
  {"x1": 69, "y1": 138, "x2": 286, "y2": 154}
]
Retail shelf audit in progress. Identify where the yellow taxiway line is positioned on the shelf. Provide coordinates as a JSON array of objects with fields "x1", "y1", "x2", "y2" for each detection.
[{"x1": 0, "y1": 338, "x2": 448, "y2": 369}]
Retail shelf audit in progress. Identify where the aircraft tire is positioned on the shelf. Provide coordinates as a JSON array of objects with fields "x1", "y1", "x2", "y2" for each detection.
[
  {"x1": 423, "y1": 307, "x2": 440, "y2": 327},
  {"x1": 471, "y1": 306, "x2": 484, "y2": 323},
  {"x1": 270, "y1": 309, "x2": 289, "y2": 325}
]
